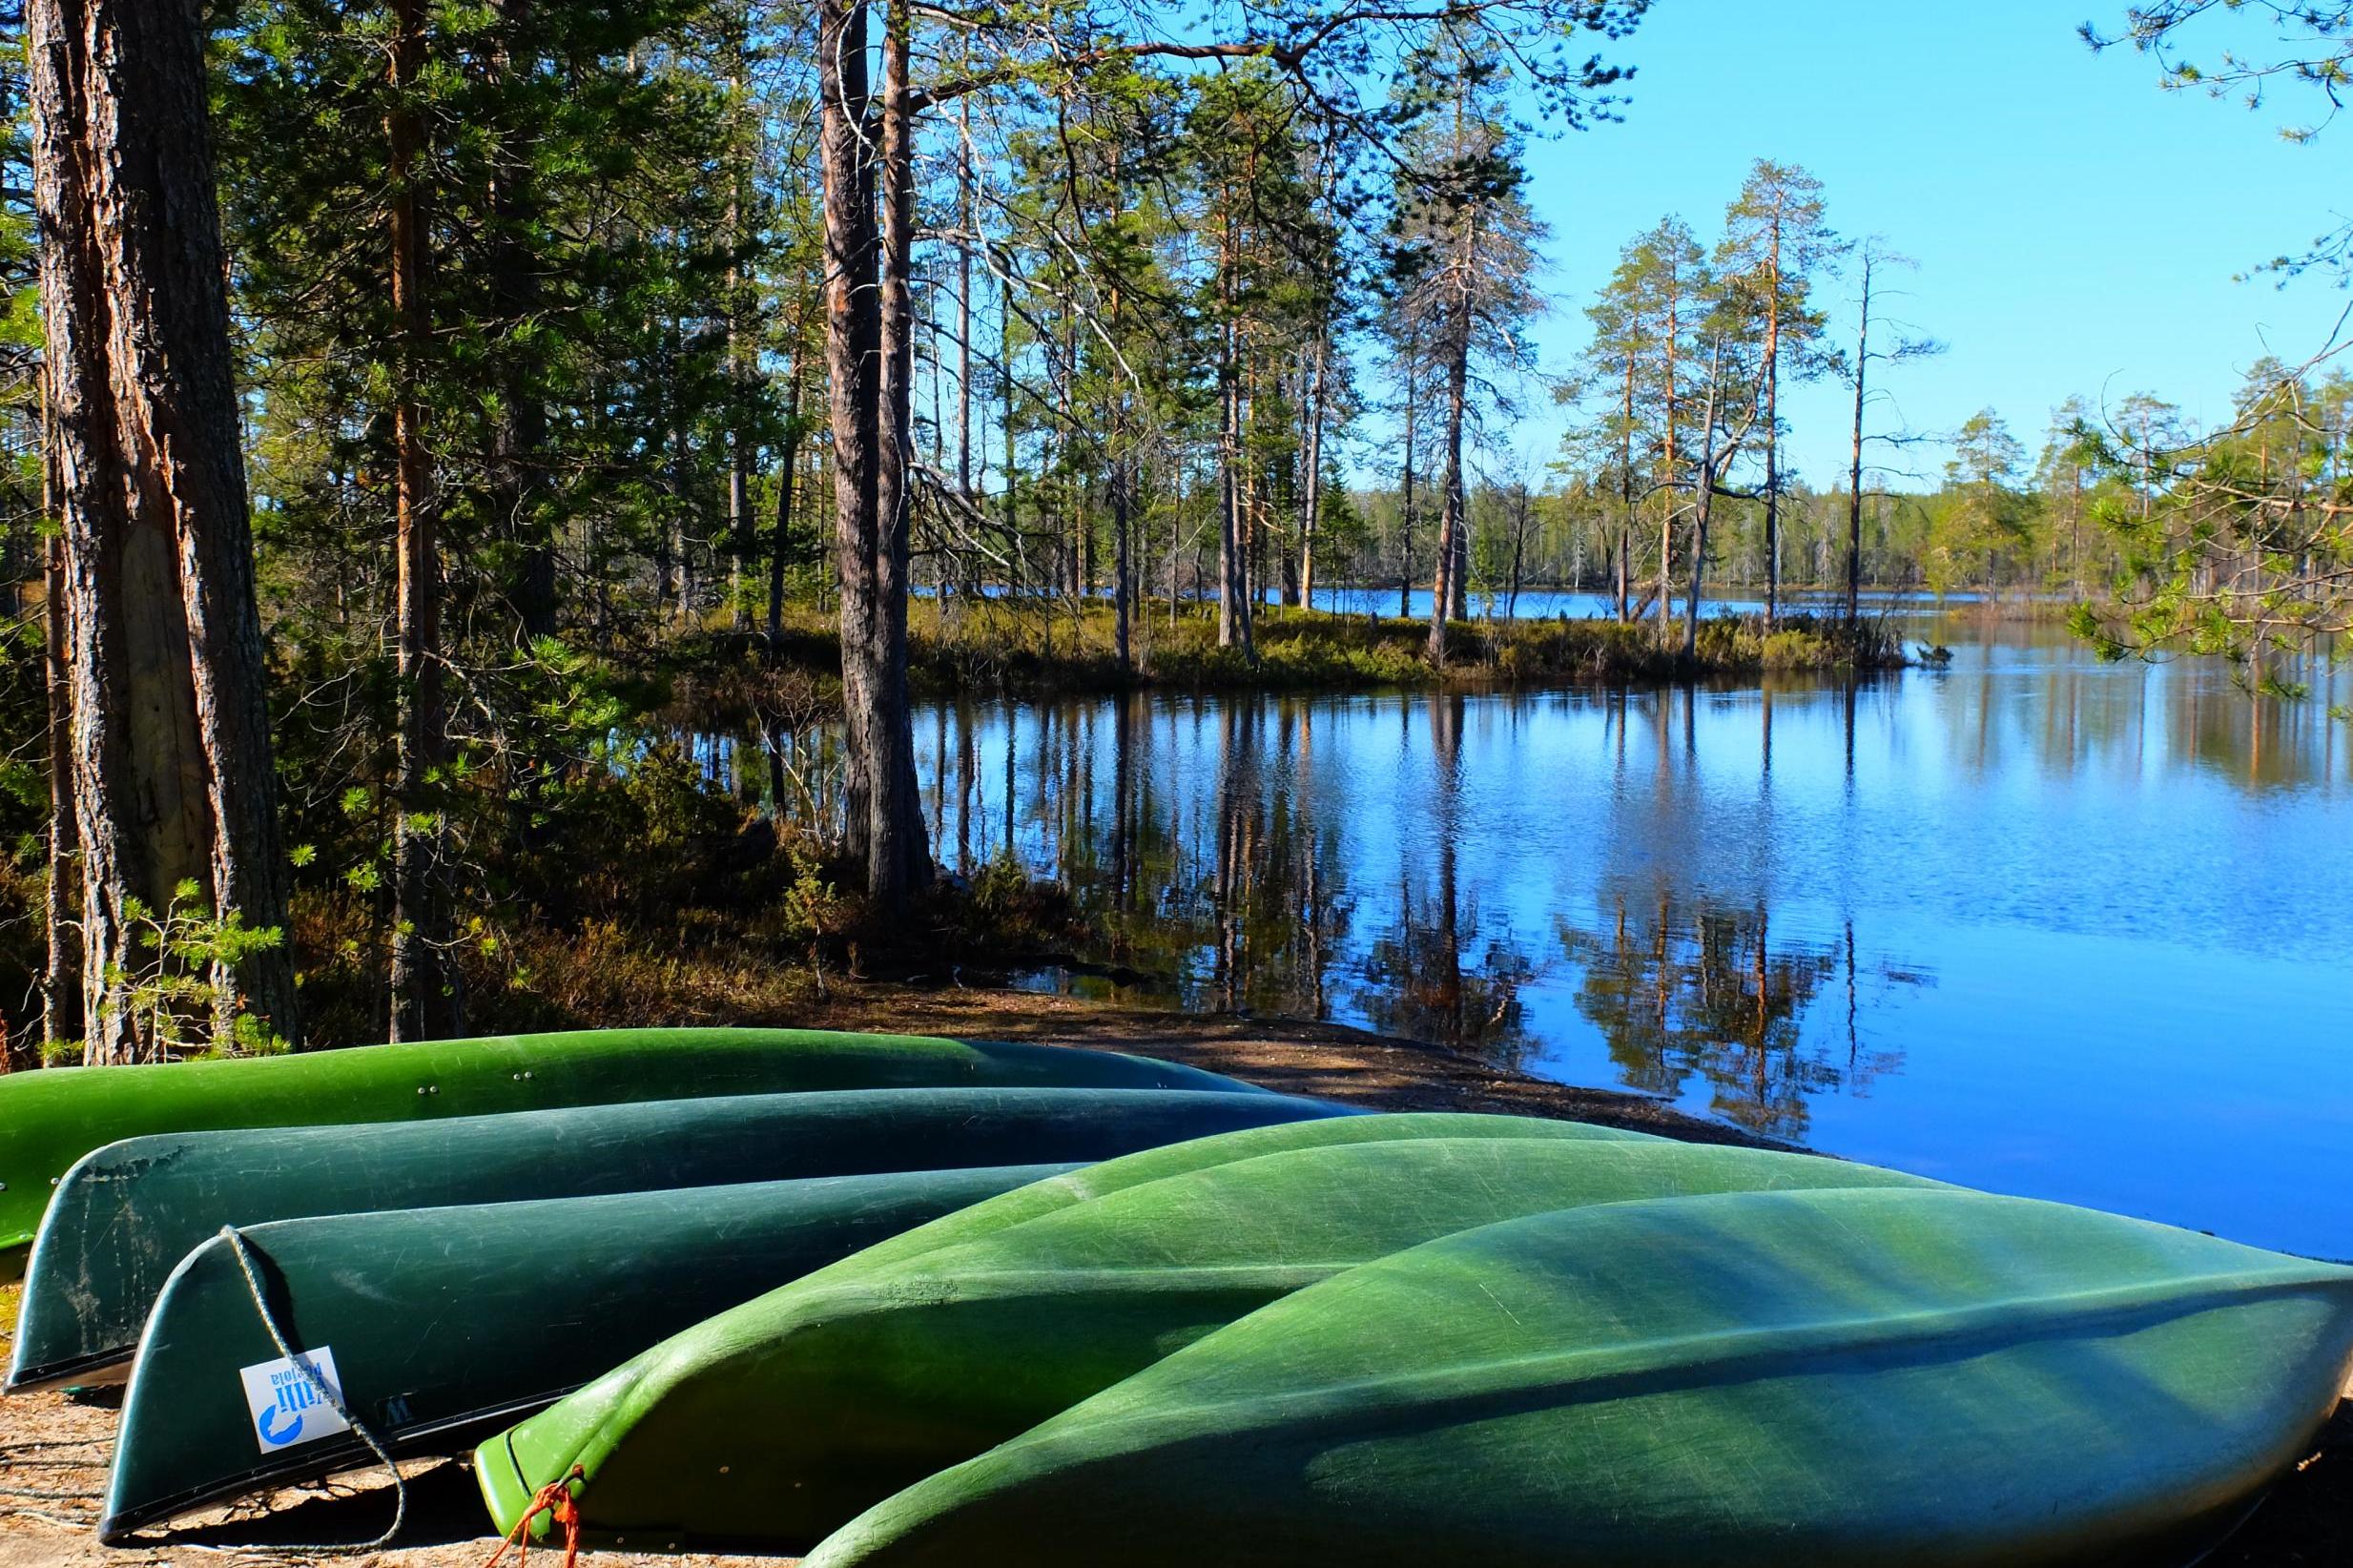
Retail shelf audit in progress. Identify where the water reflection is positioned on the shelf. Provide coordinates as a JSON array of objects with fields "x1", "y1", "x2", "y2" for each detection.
[
  {"x1": 719, "y1": 614, "x2": 2353, "y2": 1251},
  {"x1": 1559, "y1": 894, "x2": 1913, "y2": 1141}
]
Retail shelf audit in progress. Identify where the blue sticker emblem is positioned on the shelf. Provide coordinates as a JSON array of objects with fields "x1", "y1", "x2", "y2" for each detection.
[{"x1": 239, "y1": 1347, "x2": 351, "y2": 1455}]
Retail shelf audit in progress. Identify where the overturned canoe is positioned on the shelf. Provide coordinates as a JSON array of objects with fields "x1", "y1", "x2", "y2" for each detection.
[
  {"x1": 796, "y1": 1108, "x2": 1664, "y2": 1280},
  {"x1": 0, "y1": 1027, "x2": 1255, "y2": 1280},
  {"x1": 810, "y1": 1187, "x2": 2353, "y2": 1568},
  {"x1": 10, "y1": 1085, "x2": 1337, "y2": 1393},
  {"x1": 99, "y1": 1163, "x2": 1079, "y2": 1540},
  {"x1": 479, "y1": 1135, "x2": 1936, "y2": 1550}
]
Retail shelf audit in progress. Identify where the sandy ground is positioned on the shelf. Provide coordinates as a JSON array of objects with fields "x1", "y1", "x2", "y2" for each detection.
[{"x1": 3, "y1": 981, "x2": 2347, "y2": 1566}]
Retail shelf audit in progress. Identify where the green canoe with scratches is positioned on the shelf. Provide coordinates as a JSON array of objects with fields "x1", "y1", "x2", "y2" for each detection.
[
  {"x1": 8, "y1": 1086, "x2": 1339, "y2": 1393},
  {"x1": 479, "y1": 1132, "x2": 1934, "y2": 1550},
  {"x1": 0, "y1": 1026, "x2": 1258, "y2": 1281},
  {"x1": 813, "y1": 1187, "x2": 2353, "y2": 1568},
  {"x1": 97, "y1": 1163, "x2": 1080, "y2": 1540}
]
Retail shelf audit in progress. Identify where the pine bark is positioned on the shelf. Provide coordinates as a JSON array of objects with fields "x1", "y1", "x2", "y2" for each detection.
[
  {"x1": 1214, "y1": 210, "x2": 1252, "y2": 651},
  {"x1": 31, "y1": 0, "x2": 299, "y2": 1060},
  {"x1": 1426, "y1": 229, "x2": 1473, "y2": 664},
  {"x1": 820, "y1": 0, "x2": 931, "y2": 906},
  {"x1": 1398, "y1": 350, "x2": 1417, "y2": 619},
  {"x1": 1299, "y1": 335, "x2": 1327, "y2": 611},
  {"x1": 1846, "y1": 256, "x2": 1870, "y2": 622},
  {"x1": 1616, "y1": 349, "x2": 1635, "y2": 621},
  {"x1": 489, "y1": 0, "x2": 553, "y2": 643},
  {"x1": 768, "y1": 337, "x2": 804, "y2": 650},
  {"x1": 1762, "y1": 220, "x2": 1784, "y2": 628},
  {"x1": 387, "y1": 0, "x2": 459, "y2": 1041},
  {"x1": 41, "y1": 520, "x2": 80, "y2": 1053}
]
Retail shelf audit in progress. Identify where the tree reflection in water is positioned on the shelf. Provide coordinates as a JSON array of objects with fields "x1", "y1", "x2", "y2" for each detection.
[
  {"x1": 1559, "y1": 894, "x2": 1908, "y2": 1142},
  {"x1": 803, "y1": 686, "x2": 1929, "y2": 1141}
]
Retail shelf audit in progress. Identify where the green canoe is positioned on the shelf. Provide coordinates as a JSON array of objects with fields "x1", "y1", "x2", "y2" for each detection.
[
  {"x1": 479, "y1": 1135, "x2": 1938, "y2": 1550},
  {"x1": 0, "y1": 1027, "x2": 1255, "y2": 1280},
  {"x1": 9, "y1": 1086, "x2": 1339, "y2": 1393},
  {"x1": 810, "y1": 1187, "x2": 2353, "y2": 1568},
  {"x1": 778, "y1": 1108, "x2": 1664, "y2": 1281},
  {"x1": 98, "y1": 1163, "x2": 1081, "y2": 1540}
]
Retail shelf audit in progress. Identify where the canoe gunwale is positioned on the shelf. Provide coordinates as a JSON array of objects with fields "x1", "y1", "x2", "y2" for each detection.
[
  {"x1": 97, "y1": 1389, "x2": 574, "y2": 1543},
  {"x1": 5, "y1": 1344, "x2": 132, "y2": 1395}
]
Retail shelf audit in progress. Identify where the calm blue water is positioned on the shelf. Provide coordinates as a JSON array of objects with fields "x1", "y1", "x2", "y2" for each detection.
[{"x1": 877, "y1": 614, "x2": 2353, "y2": 1255}]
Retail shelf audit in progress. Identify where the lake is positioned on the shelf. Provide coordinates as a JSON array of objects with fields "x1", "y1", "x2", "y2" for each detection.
[{"x1": 765, "y1": 606, "x2": 2353, "y2": 1256}]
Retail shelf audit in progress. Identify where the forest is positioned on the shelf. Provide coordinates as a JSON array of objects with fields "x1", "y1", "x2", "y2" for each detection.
[{"x1": 1, "y1": 0, "x2": 2348, "y2": 1065}]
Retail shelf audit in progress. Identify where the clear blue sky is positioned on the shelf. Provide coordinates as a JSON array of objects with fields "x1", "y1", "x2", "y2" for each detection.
[{"x1": 1475, "y1": 0, "x2": 2352, "y2": 490}]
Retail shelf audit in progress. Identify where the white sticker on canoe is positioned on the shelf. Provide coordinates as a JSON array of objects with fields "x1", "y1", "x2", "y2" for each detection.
[{"x1": 239, "y1": 1348, "x2": 350, "y2": 1454}]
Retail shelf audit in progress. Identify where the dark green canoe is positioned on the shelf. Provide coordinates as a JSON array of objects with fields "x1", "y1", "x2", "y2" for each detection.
[
  {"x1": 8, "y1": 1086, "x2": 1340, "y2": 1393},
  {"x1": 809, "y1": 1188, "x2": 2353, "y2": 1568},
  {"x1": 98, "y1": 1163, "x2": 1080, "y2": 1540},
  {"x1": 478, "y1": 1136, "x2": 1937, "y2": 1550},
  {"x1": 0, "y1": 1027, "x2": 1256, "y2": 1279}
]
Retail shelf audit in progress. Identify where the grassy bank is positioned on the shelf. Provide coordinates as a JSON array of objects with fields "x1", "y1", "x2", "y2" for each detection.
[{"x1": 673, "y1": 599, "x2": 1912, "y2": 703}]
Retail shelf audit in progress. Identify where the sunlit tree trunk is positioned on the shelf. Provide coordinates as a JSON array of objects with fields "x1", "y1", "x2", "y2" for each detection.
[
  {"x1": 1658, "y1": 272, "x2": 1680, "y2": 641},
  {"x1": 822, "y1": 0, "x2": 931, "y2": 906},
  {"x1": 1761, "y1": 218, "x2": 1784, "y2": 628},
  {"x1": 1299, "y1": 333, "x2": 1328, "y2": 612},
  {"x1": 1215, "y1": 215, "x2": 1252, "y2": 651},
  {"x1": 1846, "y1": 257, "x2": 1869, "y2": 623},
  {"x1": 31, "y1": 0, "x2": 299, "y2": 1059},
  {"x1": 41, "y1": 505, "x2": 80, "y2": 1054},
  {"x1": 768, "y1": 335, "x2": 804, "y2": 650},
  {"x1": 1426, "y1": 221, "x2": 1473, "y2": 664},
  {"x1": 1399, "y1": 346, "x2": 1417, "y2": 619},
  {"x1": 1617, "y1": 350, "x2": 1635, "y2": 621}
]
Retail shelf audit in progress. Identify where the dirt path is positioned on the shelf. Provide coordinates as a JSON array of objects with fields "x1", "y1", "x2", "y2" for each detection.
[{"x1": 2, "y1": 983, "x2": 2345, "y2": 1566}]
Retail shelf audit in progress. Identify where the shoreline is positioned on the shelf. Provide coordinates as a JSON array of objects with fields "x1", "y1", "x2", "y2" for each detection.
[
  {"x1": 1, "y1": 982, "x2": 2342, "y2": 1566},
  {"x1": 668, "y1": 601, "x2": 1914, "y2": 715}
]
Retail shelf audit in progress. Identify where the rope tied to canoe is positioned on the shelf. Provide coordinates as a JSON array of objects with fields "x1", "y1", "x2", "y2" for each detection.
[
  {"x1": 482, "y1": 1464, "x2": 585, "y2": 1568},
  {"x1": 218, "y1": 1224, "x2": 408, "y2": 1556}
]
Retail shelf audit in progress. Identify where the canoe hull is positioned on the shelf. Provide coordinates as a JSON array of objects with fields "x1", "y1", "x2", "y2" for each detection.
[
  {"x1": 9, "y1": 1086, "x2": 1342, "y2": 1392},
  {"x1": 480, "y1": 1136, "x2": 1939, "y2": 1550},
  {"x1": 98, "y1": 1164, "x2": 1080, "y2": 1540},
  {"x1": 0, "y1": 1027, "x2": 1256, "y2": 1279},
  {"x1": 806, "y1": 1188, "x2": 2353, "y2": 1568}
]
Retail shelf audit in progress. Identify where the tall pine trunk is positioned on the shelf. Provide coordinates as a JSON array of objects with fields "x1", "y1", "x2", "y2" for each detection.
[
  {"x1": 387, "y1": 0, "x2": 458, "y2": 1041},
  {"x1": 1616, "y1": 351, "x2": 1635, "y2": 621},
  {"x1": 41, "y1": 508, "x2": 80, "y2": 1054},
  {"x1": 1426, "y1": 258, "x2": 1472, "y2": 664},
  {"x1": 1398, "y1": 350, "x2": 1416, "y2": 619},
  {"x1": 31, "y1": 0, "x2": 299, "y2": 1060},
  {"x1": 768, "y1": 337, "x2": 804, "y2": 650},
  {"x1": 489, "y1": 0, "x2": 552, "y2": 643},
  {"x1": 1846, "y1": 255, "x2": 1871, "y2": 623},
  {"x1": 1299, "y1": 334, "x2": 1327, "y2": 612},
  {"x1": 1215, "y1": 231, "x2": 1251, "y2": 651},
  {"x1": 820, "y1": 0, "x2": 931, "y2": 906},
  {"x1": 1658, "y1": 275, "x2": 1680, "y2": 641}
]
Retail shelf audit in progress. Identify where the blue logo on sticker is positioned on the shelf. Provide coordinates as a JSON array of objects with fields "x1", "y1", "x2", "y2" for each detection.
[
  {"x1": 257, "y1": 1400, "x2": 304, "y2": 1448},
  {"x1": 256, "y1": 1369, "x2": 324, "y2": 1449}
]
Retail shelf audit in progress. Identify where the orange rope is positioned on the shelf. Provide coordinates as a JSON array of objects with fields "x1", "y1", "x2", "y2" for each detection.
[{"x1": 482, "y1": 1464, "x2": 585, "y2": 1568}]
